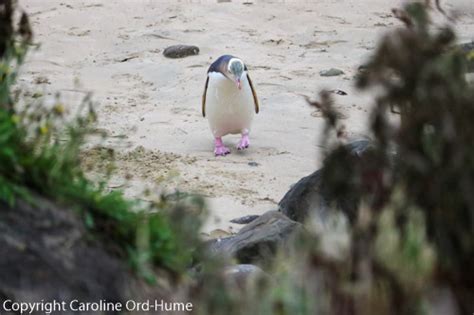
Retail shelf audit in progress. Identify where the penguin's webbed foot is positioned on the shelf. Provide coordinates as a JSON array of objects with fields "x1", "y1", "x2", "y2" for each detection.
[
  {"x1": 214, "y1": 145, "x2": 231, "y2": 156},
  {"x1": 237, "y1": 134, "x2": 250, "y2": 150},
  {"x1": 214, "y1": 137, "x2": 231, "y2": 156}
]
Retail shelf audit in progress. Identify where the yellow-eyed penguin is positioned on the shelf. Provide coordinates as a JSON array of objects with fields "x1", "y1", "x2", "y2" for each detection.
[{"x1": 202, "y1": 55, "x2": 259, "y2": 156}]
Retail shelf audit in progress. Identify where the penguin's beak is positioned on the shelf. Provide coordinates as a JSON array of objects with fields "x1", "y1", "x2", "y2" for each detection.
[{"x1": 236, "y1": 78, "x2": 241, "y2": 90}]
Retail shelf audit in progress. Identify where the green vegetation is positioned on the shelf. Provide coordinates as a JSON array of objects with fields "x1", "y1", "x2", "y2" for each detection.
[{"x1": 0, "y1": 0, "x2": 203, "y2": 280}]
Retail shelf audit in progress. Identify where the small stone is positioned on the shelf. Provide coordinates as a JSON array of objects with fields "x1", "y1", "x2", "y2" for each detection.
[
  {"x1": 248, "y1": 161, "x2": 259, "y2": 167},
  {"x1": 319, "y1": 68, "x2": 344, "y2": 77},
  {"x1": 330, "y1": 89, "x2": 347, "y2": 96},
  {"x1": 163, "y1": 45, "x2": 200, "y2": 59},
  {"x1": 230, "y1": 215, "x2": 260, "y2": 224}
]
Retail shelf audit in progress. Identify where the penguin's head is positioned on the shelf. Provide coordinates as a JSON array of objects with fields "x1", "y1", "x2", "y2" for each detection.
[{"x1": 227, "y1": 58, "x2": 245, "y2": 90}]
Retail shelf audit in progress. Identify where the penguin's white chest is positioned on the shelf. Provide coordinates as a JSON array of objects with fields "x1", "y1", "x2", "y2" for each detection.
[{"x1": 206, "y1": 71, "x2": 255, "y2": 138}]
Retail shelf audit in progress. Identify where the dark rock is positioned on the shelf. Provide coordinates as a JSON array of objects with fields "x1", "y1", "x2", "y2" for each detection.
[
  {"x1": 279, "y1": 168, "x2": 327, "y2": 223},
  {"x1": 319, "y1": 68, "x2": 344, "y2": 77},
  {"x1": 330, "y1": 89, "x2": 347, "y2": 96},
  {"x1": 278, "y1": 140, "x2": 373, "y2": 224},
  {"x1": 230, "y1": 214, "x2": 260, "y2": 224},
  {"x1": 163, "y1": 45, "x2": 199, "y2": 59},
  {"x1": 0, "y1": 195, "x2": 160, "y2": 310},
  {"x1": 208, "y1": 211, "x2": 303, "y2": 264},
  {"x1": 248, "y1": 161, "x2": 259, "y2": 167}
]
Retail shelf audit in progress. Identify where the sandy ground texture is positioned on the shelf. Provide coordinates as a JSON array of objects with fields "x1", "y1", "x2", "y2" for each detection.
[{"x1": 20, "y1": 0, "x2": 474, "y2": 234}]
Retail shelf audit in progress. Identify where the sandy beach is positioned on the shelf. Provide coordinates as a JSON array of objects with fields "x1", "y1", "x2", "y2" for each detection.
[{"x1": 20, "y1": 0, "x2": 474, "y2": 234}]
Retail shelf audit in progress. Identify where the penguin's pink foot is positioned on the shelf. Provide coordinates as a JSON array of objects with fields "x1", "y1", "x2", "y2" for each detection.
[
  {"x1": 214, "y1": 137, "x2": 230, "y2": 156},
  {"x1": 215, "y1": 145, "x2": 231, "y2": 156},
  {"x1": 237, "y1": 134, "x2": 250, "y2": 150}
]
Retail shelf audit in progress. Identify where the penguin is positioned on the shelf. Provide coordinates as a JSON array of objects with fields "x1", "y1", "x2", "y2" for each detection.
[{"x1": 202, "y1": 55, "x2": 259, "y2": 156}]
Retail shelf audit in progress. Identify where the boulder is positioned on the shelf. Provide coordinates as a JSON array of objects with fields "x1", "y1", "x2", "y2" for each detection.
[
  {"x1": 208, "y1": 211, "x2": 303, "y2": 264},
  {"x1": 278, "y1": 140, "x2": 373, "y2": 224},
  {"x1": 0, "y1": 195, "x2": 160, "y2": 311}
]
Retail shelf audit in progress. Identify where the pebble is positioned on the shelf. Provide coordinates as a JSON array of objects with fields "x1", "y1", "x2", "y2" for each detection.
[
  {"x1": 230, "y1": 215, "x2": 260, "y2": 224},
  {"x1": 163, "y1": 45, "x2": 199, "y2": 59},
  {"x1": 320, "y1": 68, "x2": 344, "y2": 77},
  {"x1": 330, "y1": 89, "x2": 347, "y2": 95}
]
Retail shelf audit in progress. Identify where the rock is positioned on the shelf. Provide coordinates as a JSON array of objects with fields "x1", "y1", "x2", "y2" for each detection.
[
  {"x1": 319, "y1": 68, "x2": 344, "y2": 77},
  {"x1": 278, "y1": 140, "x2": 373, "y2": 224},
  {"x1": 230, "y1": 214, "x2": 260, "y2": 224},
  {"x1": 277, "y1": 140, "x2": 381, "y2": 259},
  {"x1": 247, "y1": 161, "x2": 259, "y2": 167},
  {"x1": 279, "y1": 168, "x2": 328, "y2": 222},
  {"x1": 330, "y1": 89, "x2": 347, "y2": 95},
  {"x1": 163, "y1": 45, "x2": 199, "y2": 59},
  {"x1": 208, "y1": 211, "x2": 303, "y2": 264},
  {"x1": 0, "y1": 195, "x2": 161, "y2": 308}
]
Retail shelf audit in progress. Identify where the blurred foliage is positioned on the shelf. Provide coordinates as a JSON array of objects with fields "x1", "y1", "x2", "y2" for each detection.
[
  {"x1": 356, "y1": 2, "x2": 474, "y2": 311},
  {"x1": 0, "y1": 0, "x2": 204, "y2": 279},
  {"x1": 310, "y1": 1, "x2": 473, "y2": 313}
]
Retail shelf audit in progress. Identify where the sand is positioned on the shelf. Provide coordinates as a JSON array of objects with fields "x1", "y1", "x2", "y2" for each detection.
[{"x1": 20, "y1": 0, "x2": 474, "y2": 234}]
